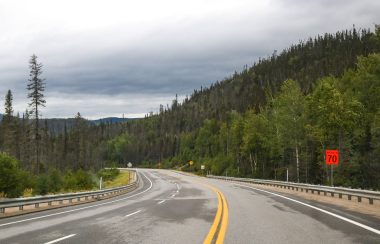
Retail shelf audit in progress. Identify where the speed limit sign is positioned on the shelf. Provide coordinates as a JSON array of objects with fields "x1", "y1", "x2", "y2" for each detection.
[{"x1": 326, "y1": 150, "x2": 339, "y2": 165}]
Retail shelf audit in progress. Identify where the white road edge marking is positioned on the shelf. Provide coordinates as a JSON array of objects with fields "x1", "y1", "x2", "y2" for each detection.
[
  {"x1": 171, "y1": 194, "x2": 175, "y2": 198},
  {"x1": 124, "y1": 210, "x2": 141, "y2": 218},
  {"x1": 157, "y1": 200, "x2": 166, "y2": 204},
  {"x1": 234, "y1": 183, "x2": 380, "y2": 235},
  {"x1": 0, "y1": 171, "x2": 153, "y2": 228},
  {"x1": 44, "y1": 234, "x2": 76, "y2": 244}
]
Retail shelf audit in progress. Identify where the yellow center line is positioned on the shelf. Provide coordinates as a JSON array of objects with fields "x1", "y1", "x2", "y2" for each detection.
[
  {"x1": 216, "y1": 191, "x2": 228, "y2": 244},
  {"x1": 204, "y1": 189, "x2": 222, "y2": 243},
  {"x1": 201, "y1": 183, "x2": 229, "y2": 244}
]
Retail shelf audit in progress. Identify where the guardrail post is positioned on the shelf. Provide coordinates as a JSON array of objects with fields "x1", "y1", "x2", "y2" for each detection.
[
  {"x1": 69, "y1": 199, "x2": 72, "y2": 203},
  {"x1": 317, "y1": 191, "x2": 320, "y2": 195},
  {"x1": 331, "y1": 192, "x2": 334, "y2": 197},
  {"x1": 19, "y1": 205, "x2": 23, "y2": 210},
  {"x1": 85, "y1": 196, "x2": 88, "y2": 200},
  {"x1": 339, "y1": 193, "x2": 342, "y2": 199},
  {"x1": 369, "y1": 198, "x2": 373, "y2": 205},
  {"x1": 48, "y1": 201, "x2": 52, "y2": 206},
  {"x1": 357, "y1": 196, "x2": 361, "y2": 202},
  {"x1": 306, "y1": 189, "x2": 308, "y2": 193},
  {"x1": 311, "y1": 190, "x2": 314, "y2": 194},
  {"x1": 0, "y1": 207, "x2": 4, "y2": 213},
  {"x1": 324, "y1": 191, "x2": 327, "y2": 196},
  {"x1": 35, "y1": 203, "x2": 39, "y2": 208},
  {"x1": 77, "y1": 197, "x2": 81, "y2": 202},
  {"x1": 348, "y1": 195, "x2": 352, "y2": 200}
]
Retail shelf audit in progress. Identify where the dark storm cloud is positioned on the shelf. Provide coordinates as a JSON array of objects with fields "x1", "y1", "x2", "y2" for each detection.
[{"x1": 0, "y1": 0, "x2": 379, "y2": 118}]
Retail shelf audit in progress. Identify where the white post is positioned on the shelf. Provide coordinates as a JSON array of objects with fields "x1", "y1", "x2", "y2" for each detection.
[
  {"x1": 331, "y1": 165, "x2": 334, "y2": 187},
  {"x1": 100, "y1": 177, "x2": 103, "y2": 190},
  {"x1": 286, "y1": 168, "x2": 289, "y2": 182}
]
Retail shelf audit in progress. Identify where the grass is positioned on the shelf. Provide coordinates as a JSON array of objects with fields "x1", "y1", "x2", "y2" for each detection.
[{"x1": 103, "y1": 171, "x2": 131, "y2": 188}]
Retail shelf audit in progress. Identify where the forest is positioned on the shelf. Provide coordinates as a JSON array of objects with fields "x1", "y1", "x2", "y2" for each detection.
[{"x1": 0, "y1": 26, "x2": 379, "y2": 197}]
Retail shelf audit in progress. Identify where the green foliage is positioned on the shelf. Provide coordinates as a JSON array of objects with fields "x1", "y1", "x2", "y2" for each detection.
[
  {"x1": 107, "y1": 133, "x2": 132, "y2": 165},
  {"x1": 0, "y1": 153, "x2": 29, "y2": 198},
  {"x1": 34, "y1": 169, "x2": 64, "y2": 195},
  {"x1": 63, "y1": 170, "x2": 95, "y2": 191},
  {"x1": 97, "y1": 168, "x2": 120, "y2": 181}
]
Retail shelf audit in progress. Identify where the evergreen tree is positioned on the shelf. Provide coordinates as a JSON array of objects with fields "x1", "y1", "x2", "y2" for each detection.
[
  {"x1": 2, "y1": 90, "x2": 16, "y2": 155},
  {"x1": 27, "y1": 54, "x2": 46, "y2": 174},
  {"x1": 4, "y1": 89, "x2": 13, "y2": 121}
]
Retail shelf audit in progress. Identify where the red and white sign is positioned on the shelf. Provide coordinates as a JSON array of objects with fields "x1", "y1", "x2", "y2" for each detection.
[{"x1": 326, "y1": 150, "x2": 339, "y2": 165}]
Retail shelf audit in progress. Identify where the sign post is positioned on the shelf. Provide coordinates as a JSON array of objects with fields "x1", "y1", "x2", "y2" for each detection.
[{"x1": 325, "y1": 150, "x2": 339, "y2": 186}]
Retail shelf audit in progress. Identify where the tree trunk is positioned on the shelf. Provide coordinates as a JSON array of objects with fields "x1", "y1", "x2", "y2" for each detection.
[
  {"x1": 249, "y1": 152, "x2": 254, "y2": 175},
  {"x1": 296, "y1": 144, "x2": 300, "y2": 183}
]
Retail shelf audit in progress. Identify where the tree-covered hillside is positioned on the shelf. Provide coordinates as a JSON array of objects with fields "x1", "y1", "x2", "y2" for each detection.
[{"x1": 107, "y1": 26, "x2": 380, "y2": 189}]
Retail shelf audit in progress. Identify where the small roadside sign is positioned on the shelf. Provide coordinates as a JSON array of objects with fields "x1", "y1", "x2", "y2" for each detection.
[
  {"x1": 326, "y1": 150, "x2": 339, "y2": 165},
  {"x1": 201, "y1": 165, "x2": 205, "y2": 170},
  {"x1": 127, "y1": 162, "x2": 132, "y2": 168},
  {"x1": 189, "y1": 160, "x2": 194, "y2": 166}
]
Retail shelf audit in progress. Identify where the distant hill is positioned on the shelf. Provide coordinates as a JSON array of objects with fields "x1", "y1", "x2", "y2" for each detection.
[
  {"x1": 90, "y1": 117, "x2": 135, "y2": 125},
  {"x1": 0, "y1": 114, "x2": 135, "y2": 134}
]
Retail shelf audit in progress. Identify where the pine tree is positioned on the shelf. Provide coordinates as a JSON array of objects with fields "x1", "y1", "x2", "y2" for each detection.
[
  {"x1": 27, "y1": 54, "x2": 46, "y2": 174},
  {"x1": 2, "y1": 90, "x2": 15, "y2": 155},
  {"x1": 4, "y1": 90, "x2": 13, "y2": 122}
]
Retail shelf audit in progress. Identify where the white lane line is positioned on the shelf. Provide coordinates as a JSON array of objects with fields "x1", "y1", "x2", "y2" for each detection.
[
  {"x1": 157, "y1": 200, "x2": 166, "y2": 205},
  {"x1": 44, "y1": 234, "x2": 76, "y2": 244},
  {"x1": 124, "y1": 210, "x2": 141, "y2": 218},
  {"x1": 0, "y1": 171, "x2": 153, "y2": 228},
  {"x1": 234, "y1": 183, "x2": 380, "y2": 235}
]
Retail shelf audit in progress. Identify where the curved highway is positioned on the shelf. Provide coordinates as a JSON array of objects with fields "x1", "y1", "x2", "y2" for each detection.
[{"x1": 0, "y1": 169, "x2": 379, "y2": 243}]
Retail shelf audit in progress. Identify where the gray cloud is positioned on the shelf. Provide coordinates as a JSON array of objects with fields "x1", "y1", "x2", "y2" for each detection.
[{"x1": 0, "y1": 0, "x2": 379, "y2": 119}]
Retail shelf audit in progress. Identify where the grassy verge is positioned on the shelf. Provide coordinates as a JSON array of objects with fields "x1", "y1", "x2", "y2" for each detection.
[{"x1": 103, "y1": 171, "x2": 131, "y2": 188}]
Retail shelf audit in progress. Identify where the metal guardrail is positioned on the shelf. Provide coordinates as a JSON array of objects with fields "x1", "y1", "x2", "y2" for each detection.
[
  {"x1": 207, "y1": 175, "x2": 380, "y2": 205},
  {"x1": 0, "y1": 170, "x2": 139, "y2": 214}
]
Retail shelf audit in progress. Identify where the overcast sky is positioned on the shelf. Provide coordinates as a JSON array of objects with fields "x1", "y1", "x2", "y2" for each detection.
[{"x1": 0, "y1": 0, "x2": 379, "y2": 119}]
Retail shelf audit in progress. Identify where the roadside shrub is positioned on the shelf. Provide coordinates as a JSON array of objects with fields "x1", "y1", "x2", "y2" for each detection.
[
  {"x1": 97, "y1": 168, "x2": 120, "y2": 181},
  {"x1": 63, "y1": 170, "x2": 95, "y2": 191},
  {"x1": 35, "y1": 174, "x2": 49, "y2": 195},
  {"x1": 48, "y1": 168, "x2": 63, "y2": 193},
  {"x1": 0, "y1": 153, "x2": 28, "y2": 198}
]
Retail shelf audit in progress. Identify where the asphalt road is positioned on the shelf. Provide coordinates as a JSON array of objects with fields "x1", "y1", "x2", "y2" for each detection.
[{"x1": 0, "y1": 169, "x2": 379, "y2": 243}]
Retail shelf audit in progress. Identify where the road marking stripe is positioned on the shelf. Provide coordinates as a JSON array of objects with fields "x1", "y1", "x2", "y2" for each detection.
[
  {"x1": 235, "y1": 183, "x2": 380, "y2": 235},
  {"x1": 157, "y1": 200, "x2": 166, "y2": 204},
  {"x1": 216, "y1": 191, "x2": 229, "y2": 244},
  {"x1": 44, "y1": 234, "x2": 76, "y2": 244},
  {"x1": 0, "y1": 171, "x2": 153, "y2": 228},
  {"x1": 124, "y1": 210, "x2": 141, "y2": 218},
  {"x1": 204, "y1": 188, "x2": 222, "y2": 244}
]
